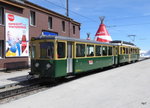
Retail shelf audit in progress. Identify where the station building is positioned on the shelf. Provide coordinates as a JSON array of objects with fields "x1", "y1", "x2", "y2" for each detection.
[{"x1": 0, "y1": 0, "x2": 81, "y2": 70}]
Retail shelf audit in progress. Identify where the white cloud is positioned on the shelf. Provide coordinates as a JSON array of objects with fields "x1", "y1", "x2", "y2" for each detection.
[
  {"x1": 143, "y1": 13, "x2": 150, "y2": 16},
  {"x1": 74, "y1": 7, "x2": 81, "y2": 11}
]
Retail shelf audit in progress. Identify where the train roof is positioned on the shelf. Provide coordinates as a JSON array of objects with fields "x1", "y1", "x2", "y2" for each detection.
[
  {"x1": 110, "y1": 40, "x2": 138, "y2": 47},
  {"x1": 31, "y1": 35, "x2": 139, "y2": 48},
  {"x1": 110, "y1": 40, "x2": 135, "y2": 45},
  {"x1": 32, "y1": 35, "x2": 115, "y2": 46}
]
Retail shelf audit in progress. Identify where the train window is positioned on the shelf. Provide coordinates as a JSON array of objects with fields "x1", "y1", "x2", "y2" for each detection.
[
  {"x1": 134, "y1": 49, "x2": 136, "y2": 54},
  {"x1": 137, "y1": 49, "x2": 139, "y2": 54},
  {"x1": 102, "y1": 46, "x2": 107, "y2": 56},
  {"x1": 115, "y1": 47, "x2": 118, "y2": 55},
  {"x1": 132, "y1": 49, "x2": 134, "y2": 54},
  {"x1": 31, "y1": 45, "x2": 36, "y2": 58},
  {"x1": 120, "y1": 47, "x2": 122, "y2": 54},
  {"x1": 128, "y1": 48, "x2": 130, "y2": 54},
  {"x1": 130, "y1": 48, "x2": 132, "y2": 54},
  {"x1": 87, "y1": 45, "x2": 94, "y2": 56},
  {"x1": 119, "y1": 47, "x2": 121, "y2": 54},
  {"x1": 108, "y1": 47, "x2": 112, "y2": 55},
  {"x1": 40, "y1": 42, "x2": 54, "y2": 59},
  {"x1": 57, "y1": 42, "x2": 66, "y2": 58},
  {"x1": 126, "y1": 48, "x2": 129, "y2": 54},
  {"x1": 122, "y1": 47, "x2": 125, "y2": 54},
  {"x1": 76, "y1": 44, "x2": 85, "y2": 57},
  {"x1": 136, "y1": 49, "x2": 138, "y2": 54},
  {"x1": 96, "y1": 45, "x2": 102, "y2": 56},
  {"x1": 124, "y1": 48, "x2": 126, "y2": 54}
]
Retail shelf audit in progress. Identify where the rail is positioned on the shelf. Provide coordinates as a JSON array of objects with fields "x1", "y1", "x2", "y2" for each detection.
[{"x1": 0, "y1": 79, "x2": 44, "y2": 101}]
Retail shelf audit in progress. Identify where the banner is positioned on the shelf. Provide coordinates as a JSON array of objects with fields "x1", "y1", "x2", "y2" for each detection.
[{"x1": 5, "y1": 13, "x2": 29, "y2": 57}]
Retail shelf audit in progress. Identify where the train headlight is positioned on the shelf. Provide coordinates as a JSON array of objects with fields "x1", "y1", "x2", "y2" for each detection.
[
  {"x1": 35, "y1": 63, "x2": 39, "y2": 68},
  {"x1": 46, "y1": 63, "x2": 51, "y2": 69}
]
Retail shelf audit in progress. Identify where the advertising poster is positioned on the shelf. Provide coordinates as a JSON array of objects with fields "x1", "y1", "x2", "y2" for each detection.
[{"x1": 5, "y1": 13, "x2": 29, "y2": 57}]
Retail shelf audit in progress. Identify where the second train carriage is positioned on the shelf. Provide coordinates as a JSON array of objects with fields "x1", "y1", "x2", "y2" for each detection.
[
  {"x1": 110, "y1": 41, "x2": 140, "y2": 64},
  {"x1": 30, "y1": 35, "x2": 140, "y2": 79}
]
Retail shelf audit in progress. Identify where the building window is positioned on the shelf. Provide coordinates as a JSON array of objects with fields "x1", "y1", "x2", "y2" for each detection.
[
  {"x1": 62, "y1": 21, "x2": 65, "y2": 32},
  {"x1": 30, "y1": 11, "x2": 36, "y2": 26},
  {"x1": 73, "y1": 25, "x2": 75, "y2": 34},
  {"x1": 0, "y1": 40, "x2": 4, "y2": 58},
  {"x1": 0, "y1": 7, "x2": 4, "y2": 25},
  {"x1": 48, "y1": 17, "x2": 52, "y2": 29}
]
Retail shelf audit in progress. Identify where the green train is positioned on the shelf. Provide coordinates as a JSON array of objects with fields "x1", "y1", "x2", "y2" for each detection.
[{"x1": 29, "y1": 35, "x2": 140, "y2": 79}]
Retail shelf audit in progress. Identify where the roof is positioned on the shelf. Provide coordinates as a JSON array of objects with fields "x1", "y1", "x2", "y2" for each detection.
[
  {"x1": 9, "y1": 0, "x2": 26, "y2": 4},
  {"x1": 0, "y1": 0, "x2": 26, "y2": 8}
]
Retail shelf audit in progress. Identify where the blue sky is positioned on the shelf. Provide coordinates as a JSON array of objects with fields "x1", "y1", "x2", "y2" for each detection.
[{"x1": 30, "y1": 0, "x2": 150, "y2": 51}]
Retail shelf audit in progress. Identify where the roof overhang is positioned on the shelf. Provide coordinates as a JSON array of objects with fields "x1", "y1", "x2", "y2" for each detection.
[{"x1": 0, "y1": 0, "x2": 25, "y2": 9}]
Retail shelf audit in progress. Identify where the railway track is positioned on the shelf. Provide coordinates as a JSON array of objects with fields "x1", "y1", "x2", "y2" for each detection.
[
  {"x1": 0, "y1": 79, "x2": 46, "y2": 103},
  {"x1": 0, "y1": 77, "x2": 71, "y2": 104},
  {"x1": 0, "y1": 76, "x2": 78, "y2": 104}
]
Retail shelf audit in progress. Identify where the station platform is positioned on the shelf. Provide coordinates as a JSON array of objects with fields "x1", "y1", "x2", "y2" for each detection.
[
  {"x1": 0, "y1": 59, "x2": 150, "y2": 108},
  {"x1": 0, "y1": 69, "x2": 30, "y2": 89}
]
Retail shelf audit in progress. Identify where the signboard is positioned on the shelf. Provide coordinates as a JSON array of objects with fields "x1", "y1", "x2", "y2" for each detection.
[
  {"x1": 88, "y1": 60, "x2": 93, "y2": 65},
  {"x1": 42, "y1": 31, "x2": 58, "y2": 36},
  {"x1": 5, "y1": 13, "x2": 29, "y2": 57}
]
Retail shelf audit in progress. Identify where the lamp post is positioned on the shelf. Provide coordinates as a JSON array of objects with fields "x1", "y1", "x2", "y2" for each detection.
[{"x1": 66, "y1": 0, "x2": 69, "y2": 17}]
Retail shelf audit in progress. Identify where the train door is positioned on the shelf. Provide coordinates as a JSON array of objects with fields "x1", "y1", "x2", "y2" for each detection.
[
  {"x1": 67, "y1": 42, "x2": 73, "y2": 73},
  {"x1": 129, "y1": 47, "x2": 131, "y2": 63},
  {"x1": 113, "y1": 46, "x2": 118, "y2": 65}
]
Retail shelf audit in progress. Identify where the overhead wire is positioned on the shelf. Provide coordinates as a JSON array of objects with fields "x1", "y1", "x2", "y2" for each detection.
[
  {"x1": 39, "y1": 0, "x2": 150, "y2": 27},
  {"x1": 41, "y1": 0, "x2": 97, "y2": 22},
  {"x1": 108, "y1": 22, "x2": 150, "y2": 28},
  {"x1": 59, "y1": 0, "x2": 65, "y2": 8},
  {"x1": 106, "y1": 14, "x2": 150, "y2": 21}
]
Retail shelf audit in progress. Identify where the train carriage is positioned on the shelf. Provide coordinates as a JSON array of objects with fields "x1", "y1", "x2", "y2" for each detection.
[
  {"x1": 110, "y1": 41, "x2": 140, "y2": 64},
  {"x1": 30, "y1": 35, "x2": 140, "y2": 79}
]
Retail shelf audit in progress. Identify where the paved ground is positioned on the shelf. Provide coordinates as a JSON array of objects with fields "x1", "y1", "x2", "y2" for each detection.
[
  {"x1": 0, "y1": 69, "x2": 30, "y2": 88},
  {"x1": 0, "y1": 59, "x2": 150, "y2": 108}
]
